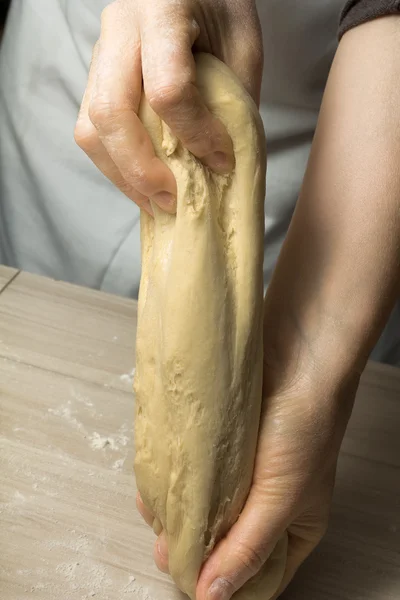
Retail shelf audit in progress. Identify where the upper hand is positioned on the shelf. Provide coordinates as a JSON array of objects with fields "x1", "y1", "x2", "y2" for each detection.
[{"x1": 74, "y1": 0, "x2": 263, "y2": 215}]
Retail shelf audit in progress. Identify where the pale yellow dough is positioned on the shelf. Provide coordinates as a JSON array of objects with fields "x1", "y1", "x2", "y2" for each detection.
[{"x1": 134, "y1": 53, "x2": 287, "y2": 600}]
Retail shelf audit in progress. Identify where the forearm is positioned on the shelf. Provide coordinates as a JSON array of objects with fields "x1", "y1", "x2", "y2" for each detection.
[{"x1": 264, "y1": 16, "x2": 400, "y2": 385}]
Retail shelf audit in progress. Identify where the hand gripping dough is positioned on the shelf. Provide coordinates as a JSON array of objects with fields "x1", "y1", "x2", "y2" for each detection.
[{"x1": 134, "y1": 53, "x2": 287, "y2": 600}]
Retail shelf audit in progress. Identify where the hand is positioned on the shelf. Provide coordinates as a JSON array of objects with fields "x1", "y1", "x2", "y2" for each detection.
[
  {"x1": 136, "y1": 314, "x2": 359, "y2": 599},
  {"x1": 195, "y1": 341, "x2": 358, "y2": 600},
  {"x1": 74, "y1": 0, "x2": 263, "y2": 215}
]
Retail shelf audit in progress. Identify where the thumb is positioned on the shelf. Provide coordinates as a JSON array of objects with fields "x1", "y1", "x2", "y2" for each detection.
[{"x1": 196, "y1": 488, "x2": 290, "y2": 600}]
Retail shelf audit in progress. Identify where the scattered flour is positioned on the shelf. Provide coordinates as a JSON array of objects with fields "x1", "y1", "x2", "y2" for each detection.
[
  {"x1": 89, "y1": 433, "x2": 118, "y2": 451},
  {"x1": 120, "y1": 368, "x2": 136, "y2": 385},
  {"x1": 126, "y1": 583, "x2": 159, "y2": 599},
  {"x1": 89, "y1": 425, "x2": 130, "y2": 452},
  {"x1": 53, "y1": 558, "x2": 151, "y2": 600},
  {"x1": 112, "y1": 458, "x2": 125, "y2": 471},
  {"x1": 47, "y1": 532, "x2": 90, "y2": 553},
  {"x1": 124, "y1": 576, "x2": 136, "y2": 590},
  {"x1": 48, "y1": 405, "x2": 87, "y2": 434},
  {"x1": 14, "y1": 490, "x2": 26, "y2": 503},
  {"x1": 70, "y1": 386, "x2": 94, "y2": 408}
]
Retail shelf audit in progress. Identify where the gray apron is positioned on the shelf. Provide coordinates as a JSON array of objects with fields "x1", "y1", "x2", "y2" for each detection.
[{"x1": 0, "y1": 0, "x2": 398, "y2": 364}]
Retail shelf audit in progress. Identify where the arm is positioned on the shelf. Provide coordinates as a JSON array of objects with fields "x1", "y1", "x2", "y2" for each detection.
[
  {"x1": 265, "y1": 15, "x2": 400, "y2": 384},
  {"x1": 194, "y1": 15, "x2": 400, "y2": 600}
]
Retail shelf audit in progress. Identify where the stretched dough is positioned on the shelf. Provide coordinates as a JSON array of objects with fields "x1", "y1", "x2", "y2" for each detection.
[{"x1": 134, "y1": 53, "x2": 287, "y2": 600}]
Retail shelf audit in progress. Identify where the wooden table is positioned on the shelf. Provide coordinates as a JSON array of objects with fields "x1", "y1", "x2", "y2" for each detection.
[{"x1": 0, "y1": 266, "x2": 399, "y2": 600}]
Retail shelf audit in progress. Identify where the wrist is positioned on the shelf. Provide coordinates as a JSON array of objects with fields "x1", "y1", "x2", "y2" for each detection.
[{"x1": 262, "y1": 271, "x2": 369, "y2": 402}]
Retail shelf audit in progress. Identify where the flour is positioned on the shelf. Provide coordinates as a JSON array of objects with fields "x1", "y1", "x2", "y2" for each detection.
[
  {"x1": 112, "y1": 458, "x2": 125, "y2": 471},
  {"x1": 120, "y1": 368, "x2": 136, "y2": 385},
  {"x1": 89, "y1": 425, "x2": 130, "y2": 452},
  {"x1": 125, "y1": 583, "x2": 156, "y2": 599},
  {"x1": 56, "y1": 561, "x2": 83, "y2": 582},
  {"x1": 89, "y1": 432, "x2": 118, "y2": 450},
  {"x1": 14, "y1": 490, "x2": 26, "y2": 503},
  {"x1": 124, "y1": 576, "x2": 136, "y2": 590},
  {"x1": 52, "y1": 557, "x2": 150, "y2": 600},
  {"x1": 70, "y1": 386, "x2": 94, "y2": 408},
  {"x1": 47, "y1": 399, "x2": 132, "y2": 460},
  {"x1": 88, "y1": 432, "x2": 128, "y2": 451},
  {"x1": 47, "y1": 532, "x2": 90, "y2": 553},
  {"x1": 0, "y1": 489, "x2": 35, "y2": 516},
  {"x1": 48, "y1": 405, "x2": 87, "y2": 434}
]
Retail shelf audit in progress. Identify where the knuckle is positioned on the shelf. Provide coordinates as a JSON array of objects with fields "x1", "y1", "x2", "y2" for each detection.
[
  {"x1": 117, "y1": 179, "x2": 136, "y2": 197},
  {"x1": 147, "y1": 82, "x2": 191, "y2": 115},
  {"x1": 112, "y1": 176, "x2": 146, "y2": 205},
  {"x1": 235, "y1": 541, "x2": 265, "y2": 577},
  {"x1": 88, "y1": 98, "x2": 119, "y2": 129},
  {"x1": 74, "y1": 118, "x2": 99, "y2": 152},
  {"x1": 184, "y1": 125, "x2": 215, "y2": 153}
]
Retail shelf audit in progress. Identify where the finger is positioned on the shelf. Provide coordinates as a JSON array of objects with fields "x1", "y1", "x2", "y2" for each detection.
[
  {"x1": 270, "y1": 501, "x2": 330, "y2": 599},
  {"x1": 136, "y1": 492, "x2": 155, "y2": 527},
  {"x1": 75, "y1": 41, "x2": 154, "y2": 215},
  {"x1": 87, "y1": 3, "x2": 177, "y2": 211},
  {"x1": 271, "y1": 532, "x2": 321, "y2": 600},
  {"x1": 140, "y1": 6, "x2": 234, "y2": 173},
  {"x1": 196, "y1": 488, "x2": 291, "y2": 600},
  {"x1": 154, "y1": 531, "x2": 169, "y2": 574},
  {"x1": 75, "y1": 119, "x2": 154, "y2": 216}
]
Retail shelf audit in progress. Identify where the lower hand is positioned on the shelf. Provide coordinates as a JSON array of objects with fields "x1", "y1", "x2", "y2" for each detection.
[{"x1": 137, "y1": 320, "x2": 359, "y2": 599}]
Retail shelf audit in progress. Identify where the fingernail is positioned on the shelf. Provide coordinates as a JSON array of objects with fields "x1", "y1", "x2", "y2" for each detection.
[
  {"x1": 205, "y1": 151, "x2": 234, "y2": 174},
  {"x1": 152, "y1": 191, "x2": 176, "y2": 213},
  {"x1": 207, "y1": 578, "x2": 232, "y2": 600}
]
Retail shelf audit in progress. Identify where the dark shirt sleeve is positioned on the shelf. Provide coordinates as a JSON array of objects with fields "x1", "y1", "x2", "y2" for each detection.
[
  {"x1": 0, "y1": 1, "x2": 11, "y2": 24},
  {"x1": 339, "y1": 0, "x2": 400, "y2": 39}
]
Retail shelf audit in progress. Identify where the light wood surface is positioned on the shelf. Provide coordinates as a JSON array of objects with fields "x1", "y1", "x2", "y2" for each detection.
[{"x1": 0, "y1": 271, "x2": 399, "y2": 600}]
